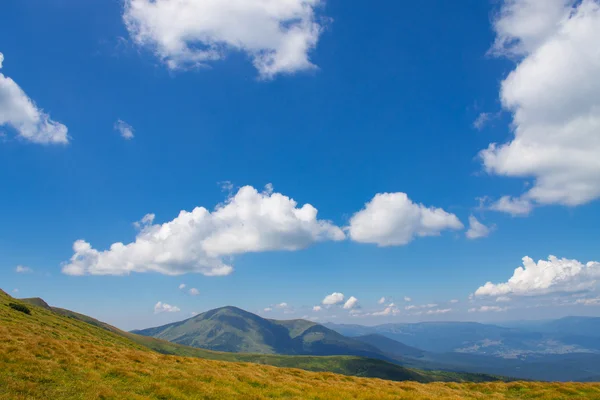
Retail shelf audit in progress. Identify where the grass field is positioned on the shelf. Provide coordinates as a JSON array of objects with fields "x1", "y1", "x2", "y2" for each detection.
[{"x1": 2, "y1": 291, "x2": 600, "y2": 399}]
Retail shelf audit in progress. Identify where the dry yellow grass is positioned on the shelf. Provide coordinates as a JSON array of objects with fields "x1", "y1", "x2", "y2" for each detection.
[{"x1": 1, "y1": 293, "x2": 600, "y2": 400}]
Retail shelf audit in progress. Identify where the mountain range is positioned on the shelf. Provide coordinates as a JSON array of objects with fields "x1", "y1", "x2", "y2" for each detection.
[{"x1": 132, "y1": 305, "x2": 600, "y2": 382}]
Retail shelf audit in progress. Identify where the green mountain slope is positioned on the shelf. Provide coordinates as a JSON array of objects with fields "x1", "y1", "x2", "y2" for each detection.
[
  {"x1": 133, "y1": 306, "x2": 387, "y2": 359},
  {"x1": 17, "y1": 294, "x2": 503, "y2": 383}
]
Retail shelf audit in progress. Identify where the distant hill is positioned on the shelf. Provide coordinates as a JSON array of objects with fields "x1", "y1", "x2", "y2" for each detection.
[
  {"x1": 353, "y1": 334, "x2": 426, "y2": 358},
  {"x1": 133, "y1": 306, "x2": 391, "y2": 360},
  {"x1": 325, "y1": 320, "x2": 600, "y2": 382},
  {"x1": 3, "y1": 289, "x2": 589, "y2": 399}
]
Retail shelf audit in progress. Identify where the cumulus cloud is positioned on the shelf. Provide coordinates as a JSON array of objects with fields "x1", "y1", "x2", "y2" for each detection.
[
  {"x1": 343, "y1": 296, "x2": 358, "y2": 310},
  {"x1": 347, "y1": 192, "x2": 463, "y2": 246},
  {"x1": 480, "y1": 0, "x2": 600, "y2": 207},
  {"x1": 469, "y1": 306, "x2": 507, "y2": 313},
  {"x1": 371, "y1": 304, "x2": 400, "y2": 316},
  {"x1": 466, "y1": 215, "x2": 492, "y2": 239},
  {"x1": 189, "y1": 288, "x2": 200, "y2": 296},
  {"x1": 322, "y1": 292, "x2": 344, "y2": 306},
  {"x1": 114, "y1": 119, "x2": 134, "y2": 140},
  {"x1": 377, "y1": 297, "x2": 386, "y2": 304},
  {"x1": 312, "y1": 305, "x2": 322, "y2": 312},
  {"x1": 178, "y1": 283, "x2": 186, "y2": 290},
  {"x1": 62, "y1": 185, "x2": 344, "y2": 277},
  {"x1": 154, "y1": 302, "x2": 180, "y2": 314},
  {"x1": 276, "y1": 302, "x2": 289, "y2": 309},
  {"x1": 0, "y1": 52, "x2": 68, "y2": 144},
  {"x1": 263, "y1": 307, "x2": 272, "y2": 312},
  {"x1": 123, "y1": 0, "x2": 326, "y2": 79},
  {"x1": 15, "y1": 265, "x2": 32, "y2": 274},
  {"x1": 475, "y1": 256, "x2": 600, "y2": 297},
  {"x1": 490, "y1": 196, "x2": 533, "y2": 216}
]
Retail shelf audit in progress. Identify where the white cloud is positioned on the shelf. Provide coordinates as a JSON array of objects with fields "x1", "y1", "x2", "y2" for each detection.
[
  {"x1": 263, "y1": 307, "x2": 272, "y2": 312},
  {"x1": 576, "y1": 297, "x2": 600, "y2": 306},
  {"x1": 62, "y1": 185, "x2": 344, "y2": 277},
  {"x1": 466, "y1": 216, "x2": 492, "y2": 239},
  {"x1": 189, "y1": 288, "x2": 200, "y2": 296},
  {"x1": 123, "y1": 0, "x2": 326, "y2": 79},
  {"x1": 134, "y1": 213, "x2": 156, "y2": 230},
  {"x1": 371, "y1": 305, "x2": 400, "y2": 316},
  {"x1": 15, "y1": 265, "x2": 32, "y2": 274},
  {"x1": 377, "y1": 297, "x2": 386, "y2": 304},
  {"x1": 154, "y1": 301, "x2": 180, "y2": 314},
  {"x1": 490, "y1": 196, "x2": 533, "y2": 217},
  {"x1": 0, "y1": 52, "x2": 68, "y2": 144},
  {"x1": 322, "y1": 292, "x2": 344, "y2": 305},
  {"x1": 312, "y1": 305, "x2": 322, "y2": 312},
  {"x1": 114, "y1": 119, "x2": 134, "y2": 140},
  {"x1": 191, "y1": 311, "x2": 198, "y2": 316},
  {"x1": 178, "y1": 283, "x2": 186, "y2": 290},
  {"x1": 347, "y1": 192, "x2": 463, "y2": 247},
  {"x1": 403, "y1": 296, "x2": 412, "y2": 302},
  {"x1": 473, "y1": 112, "x2": 491, "y2": 130},
  {"x1": 343, "y1": 296, "x2": 358, "y2": 310},
  {"x1": 276, "y1": 302, "x2": 288, "y2": 308},
  {"x1": 426, "y1": 308, "x2": 452, "y2": 315},
  {"x1": 406, "y1": 303, "x2": 438, "y2": 310},
  {"x1": 481, "y1": 0, "x2": 600, "y2": 207},
  {"x1": 475, "y1": 256, "x2": 600, "y2": 297},
  {"x1": 496, "y1": 296, "x2": 512, "y2": 303},
  {"x1": 469, "y1": 306, "x2": 507, "y2": 313},
  {"x1": 449, "y1": 299, "x2": 459, "y2": 304}
]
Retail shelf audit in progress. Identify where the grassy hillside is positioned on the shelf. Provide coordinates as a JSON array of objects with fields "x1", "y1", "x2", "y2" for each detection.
[
  {"x1": 20, "y1": 297, "x2": 500, "y2": 383},
  {"x1": 3, "y1": 293, "x2": 600, "y2": 399}
]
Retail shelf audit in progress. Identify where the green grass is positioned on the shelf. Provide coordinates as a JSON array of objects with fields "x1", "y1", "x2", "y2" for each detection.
[
  {"x1": 27, "y1": 298, "x2": 506, "y2": 383},
  {"x1": 3, "y1": 291, "x2": 600, "y2": 399}
]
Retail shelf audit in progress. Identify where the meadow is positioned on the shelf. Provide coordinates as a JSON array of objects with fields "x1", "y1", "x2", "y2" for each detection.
[{"x1": 2, "y1": 290, "x2": 600, "y2": 400}]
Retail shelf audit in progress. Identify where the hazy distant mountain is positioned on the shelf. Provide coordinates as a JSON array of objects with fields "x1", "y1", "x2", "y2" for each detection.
[
  {"x1": 324, "y1": 320, "x2": 600, "y2": 356},
  {"x1": 324, "y1": 319, "x2": 600, "y2": 382},
  {"x1": 133, "y1": 306, "x2": 387, "y2": 359},
  {"x1": 353, "y1": 334, "x2": 425, "y2": 358}
]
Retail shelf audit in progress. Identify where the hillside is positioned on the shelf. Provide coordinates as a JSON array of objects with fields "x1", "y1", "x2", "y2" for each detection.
[
  {"x1": 133, "y1": 306, "x2": 387, "y2": 359},
  {"x1": 18, "y1": 296, "x2": 502, "y2": 384},
  {"x1": 354, "y1": 334, "x2": 426, "y2": 358},
  {"x1": 3, "y1": 291, "x2": 600, "y2": 399}
]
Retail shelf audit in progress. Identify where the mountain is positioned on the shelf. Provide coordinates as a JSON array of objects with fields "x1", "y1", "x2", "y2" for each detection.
[
  {"x1": 325, "y1": 320, "x2": 599, "y2": 356},
  {"x1": 133, "y1": 306, "x2": 391, "y2": 360},
  {"x1": 325, "y1": 320, "x2": 600, "y2": 382},
  {"x1": 4, "y1": 290, "x2": 588, "y2": 399},
  {"x1": 353, "y1": 334, "x2": 426, "y2": 358},
  {"x1": 16, "y1": 294, "x2": 502, "y2": 383}
]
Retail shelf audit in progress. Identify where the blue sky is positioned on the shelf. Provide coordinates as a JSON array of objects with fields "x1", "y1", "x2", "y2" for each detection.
[{"x1": 1, "y1": 0, "x2": 600, "y2": 330}]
